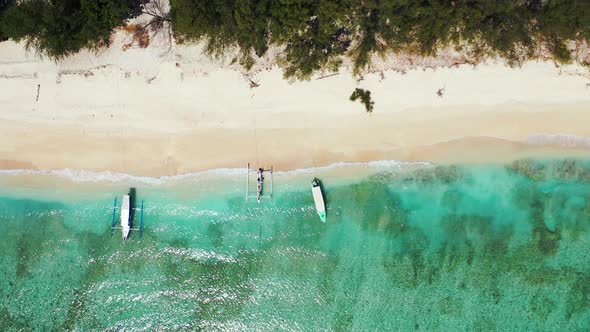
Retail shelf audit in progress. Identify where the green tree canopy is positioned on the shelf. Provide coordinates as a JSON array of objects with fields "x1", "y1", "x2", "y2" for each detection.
[
  {"x1": 170, "y1": 0, "x2": 590, "y2": 79},
  {"x1": 2, "y1": 0, "x2": 588, "y2": 74},
  {"x1": 350, "y1": 88, "x2": 374, "y2": 113},
  {"x1": 0, "y1": 0, "x2": 15, "y2": 41},
  {"x1": 1, "y1": 0, "x2": 142, "y2": 58}
]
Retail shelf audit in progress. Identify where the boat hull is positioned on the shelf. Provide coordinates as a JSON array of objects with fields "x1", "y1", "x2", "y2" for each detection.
[
  {"x1": 311, "y1": 180, "x2": 326, "y2": 223},
  {"x1": 120, "y1": 195, "x2": 131, "y2": 240},
  {"x1": 318, "y1": 210, "x2": 326, "y2": 223}
]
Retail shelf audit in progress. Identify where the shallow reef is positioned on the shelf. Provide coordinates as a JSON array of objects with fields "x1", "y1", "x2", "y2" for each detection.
[{"x1": 0, "y1": 159, "x2": 589, "y2": 330}]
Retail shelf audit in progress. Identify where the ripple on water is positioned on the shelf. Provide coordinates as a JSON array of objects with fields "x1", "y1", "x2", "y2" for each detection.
[{"x1": 0, "y1": 158, "x2": 589, "y2": 330}]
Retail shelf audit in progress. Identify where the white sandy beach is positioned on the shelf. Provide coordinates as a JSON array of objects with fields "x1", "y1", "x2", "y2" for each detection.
[{"x1": 1, "y1": 28, "x2": 590, "y2": 176}]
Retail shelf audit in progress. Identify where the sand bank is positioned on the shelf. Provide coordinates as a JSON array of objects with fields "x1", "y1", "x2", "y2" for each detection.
[{"x1": 1, "y1": 34, "x2": 590, "y2": 176}]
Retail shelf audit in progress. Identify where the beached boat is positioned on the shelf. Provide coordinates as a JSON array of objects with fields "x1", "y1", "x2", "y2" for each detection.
[
  {"x1": 246, "y1": 163, "x2": 273, "y2": 203},
  {"x1": 256, "y1": 168, "x2": 264, "y2": 203},
  {"x1": 120, "y1": 195, "x2": 131, "y2": 240},
  {"x1": 311, "y1": 178, "x2": 326, "y2": 222}
]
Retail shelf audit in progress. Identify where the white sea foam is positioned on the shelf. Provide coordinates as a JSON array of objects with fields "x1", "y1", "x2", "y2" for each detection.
[
  {"x1": 0, "y1": 160, "x2": 431, "y2": 184},
  {"x1": 161, "y1": 247, "x2": 238, "y2": 263},
  {"x1": 524, "y1": 134, "x2": 590, "y2": 148},
  {"x1": 273, "y1": 160, "x2": 431, "y2": 175},
  {"x1": 0, "y1": 167, "x2": 245, "y2": 184}
]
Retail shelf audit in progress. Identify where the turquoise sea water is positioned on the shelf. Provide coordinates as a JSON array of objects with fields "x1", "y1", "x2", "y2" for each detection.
[{"x1": 1, "y1": 158, "x2": 590, "y2": 331}]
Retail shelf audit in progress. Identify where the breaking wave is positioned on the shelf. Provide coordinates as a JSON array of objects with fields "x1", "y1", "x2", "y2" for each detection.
[{"x1": 0, "y1": 160, "x2": 431, "y2": 184}]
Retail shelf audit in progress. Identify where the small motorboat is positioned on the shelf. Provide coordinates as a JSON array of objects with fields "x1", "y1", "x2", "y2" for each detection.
[{"x1": 311, "y1": 178, "x2": 326, "y2": 222}]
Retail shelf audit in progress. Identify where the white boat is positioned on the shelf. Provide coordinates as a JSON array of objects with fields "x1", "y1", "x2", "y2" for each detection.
[
  {"x1": 110, "y1": 189, "x2": 144, "y2": 240},
  {"x1": 120, "y1": 195, "x2": 131, "y2": 240},
  {"x1": 311, "y1": 178, "x2": 326, "y2": 222}
]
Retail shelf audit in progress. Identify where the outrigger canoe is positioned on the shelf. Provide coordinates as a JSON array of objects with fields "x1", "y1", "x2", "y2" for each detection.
[
  {"x1": 111, "y1": 188, "x2": 144, "y2": 241},
  {"x1": 311, "y1": 178, "x2": 326, "y2": 222}
]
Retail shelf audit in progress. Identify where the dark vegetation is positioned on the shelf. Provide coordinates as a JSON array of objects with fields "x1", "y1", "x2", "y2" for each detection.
[
  {"x1": 0, "y1": 0, "x2": 142, "y2": 58},
  {"x1": 169, "y1": 0, "x2": 590, "y2": 79},
  {"x1": 0, "y1": 0, "x2": 588, "y2": 75},
  {"x1": 349, "y1": 88, "x2": 374, "y2": 113},
  {"x1": 0, "y1": 0, "x2": 15, "y2": 41}
]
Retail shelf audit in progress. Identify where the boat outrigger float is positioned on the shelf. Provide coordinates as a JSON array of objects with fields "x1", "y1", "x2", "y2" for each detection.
[
  {"x1": 311, "y1": 178, "x2": 326, "y2": 222},
  {"x1": 111, "y1": 188, "x2": 144, "y2": 240}
]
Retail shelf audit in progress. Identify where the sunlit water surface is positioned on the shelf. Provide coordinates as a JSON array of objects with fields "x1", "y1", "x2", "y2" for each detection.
[{"x1": 1, "y1": 159, "x2": 589, "y2": 330}]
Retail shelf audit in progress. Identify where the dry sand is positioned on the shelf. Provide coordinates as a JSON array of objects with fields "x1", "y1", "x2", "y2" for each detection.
[{"x1": 1, "y1": 29, "x2": 590, "y2": 176}]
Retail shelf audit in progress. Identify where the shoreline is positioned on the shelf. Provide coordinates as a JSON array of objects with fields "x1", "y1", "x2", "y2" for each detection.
[
  {"x1": 1, "y1": 103, "x2": 590, "y2": 176},
  {"x1": 0, "y1": 150, "x2": 588, "y2": 205},
  {"x1": 0, "y1": 135, "x2": 589, "y2": 179}
]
